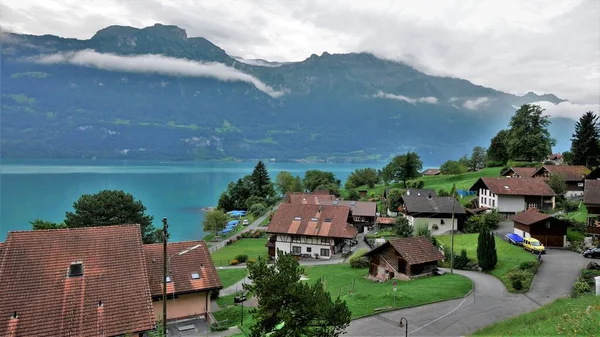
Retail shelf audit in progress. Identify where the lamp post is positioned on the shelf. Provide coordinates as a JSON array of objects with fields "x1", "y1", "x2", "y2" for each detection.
[
  {"x1": 162, "y1": 217, "x2": 168, "y2": 336},
  {"x1": 399, "y1": 317, "x2": 408, "y2": 337}
]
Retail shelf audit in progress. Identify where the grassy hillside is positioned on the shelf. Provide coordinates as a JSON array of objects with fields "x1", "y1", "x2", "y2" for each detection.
[{"x1": 472, "y1": 295, "x2": 600, "y2": 336}]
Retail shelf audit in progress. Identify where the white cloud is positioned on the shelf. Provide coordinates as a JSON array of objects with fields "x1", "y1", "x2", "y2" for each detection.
[
  {"x1": 374, "y1": 91, "x2": 438, "y2": 104},
  {"x1": 448, "y1": 97, "x2": 459, "y2": 103},
  {"x1": 233, "y1": 57, "x2": 284, "y2": 67},
  {"x1": 463, "y1": 97, "x2": 490, "y2": 110},
  {"x1": 533, "y1": 100, "x2": 600, "y2": 120},
  {"x1": 23, "y1": 50, "x2": 286, "y2": 98}
]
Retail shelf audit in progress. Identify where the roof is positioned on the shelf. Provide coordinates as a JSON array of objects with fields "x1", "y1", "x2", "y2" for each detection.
[
  {"x1": 422, "y1": 169, "x2": 440, "y2": 175},
  {"x1": 267, "y1": 203, "x2": 358, "y2": 239},
  {"x1": 286, "y1": 192, "x2": 336, "y2": 204},
  {"x1": 401, "y1": 195, "x2": 466, "y2": 215},
  {"x1": 548, "y1": 153, "x2": 563, "y2": 160},
  {"x1": 501, "y1": 167, "x2": 537, "y2": 178},
  {"x1": 365, "y1": 237, "x2": 443, "y2": 265},
  {"x1": 144, "y1": 241, "x2": 222, "y2": 297},
  {"x1": 584, "y1": 180, "x2": 600, "y2": 205},
  {"x1": 0, "y1": 225, "x2": 155, "y2": 337},
  {"x1": 470, "y1": 177, "x2": 556, "y2": 196},
  {"x1": 376, "y1": 217, "x2": 396, "y2": 225},
  {"x1": 513, "y1": 209, "x2": 552, "y2": 225},
  {"x1": 319, "y1": 200, "x2": 377, "y2": 217},
  {"x1": 533, "y1": 165, "x2": 591, "y2": 181},
  {"x1": 404, "y1": 189, "x2": 437, "y2": 197}
]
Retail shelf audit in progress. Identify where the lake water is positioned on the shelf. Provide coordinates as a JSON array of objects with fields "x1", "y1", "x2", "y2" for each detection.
[{"x1": 0, "y1": 158, "x2": 382, "y2": 241}]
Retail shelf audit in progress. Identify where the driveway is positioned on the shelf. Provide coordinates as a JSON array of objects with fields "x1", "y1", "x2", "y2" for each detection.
[{"x1": 345, "y1": 249, "x2": 587, "y2": 336}]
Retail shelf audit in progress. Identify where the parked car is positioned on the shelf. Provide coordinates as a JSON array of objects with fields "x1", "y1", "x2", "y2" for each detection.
[
  {"x1": 583, "y1": 247, "x2": 600, "y2": 259},
  {"x1": 505, "y1": 233, "x2": 523, "y2": 246},
  {"x1": 523, "y1": 237, "x2": 546, "y2": 254},
  {"x1": 242, "y1": 219, "x2": 250, "y2": 226}
]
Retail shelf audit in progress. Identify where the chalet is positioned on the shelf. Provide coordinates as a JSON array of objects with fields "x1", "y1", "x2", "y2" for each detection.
[
  {"x1": 400, "y1": 194, "x2": 465, "y2": 234},
  {"x1": 584, "y1": 180, "x2": 600, "y2": 235},
  {"x1": 266, "y1": 203, "x2": 358, "y2": 259},
  {"x1": 500, "y1": 167, "x2": 537, "y2": 178},
  {"x1": 364, "y1": 237, "x2": 443, "y2": 281},
  {"x1": 469, "y1": 177, "x2": 556, "y2": 215},
  {"x1": 144, "y1": 241, "x2": 222, "y2": 322},
  {"x1": 547, "y1": 153, "x2": 564, "y2": 165},
  {"x1": 376, "y1": 217, "x2": 397, "y2": 229},
  {"x1": 532, "y1": 165, "x2": 591, "y2": 197},
  {"x1": 0, "y1": 225, "x2": 157, "y2": 337},
  {"x1": 512, "y1": 210, "x2": 567, "y2": 247},
  {"x1": 405, "y1": 188, "x2": 437, "y2": 197},
  {"x1": 422, "y1": 168, "x2": 441, "y2": 176}
]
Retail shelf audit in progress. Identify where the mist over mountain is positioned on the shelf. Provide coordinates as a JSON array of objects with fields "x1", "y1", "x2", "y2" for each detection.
[{"x1": 0, "y1": 23, "x2": 573, "y2": 164}]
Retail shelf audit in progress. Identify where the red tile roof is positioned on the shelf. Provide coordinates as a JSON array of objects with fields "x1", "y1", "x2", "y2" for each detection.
[
  {"x1": 513, "y1": 209, "x2": 551, "y2": 225},
  {"x1": 584, "y1": 180, "x2": 600, "y2": 205},
  {"x1": 422, "y1": 168, "x2": 440, "y2": 175},
  {"x1": 501, "y1": 167, "x2": 537, "y2": 178},
  {"x1": 286, "y1": 192, "x2": 336, "y2": 204},
  {"x1": 365, "y1": 237, "x2": 443, "y2": 265},
  {"x1": 471, "y1": 177, "x2": 556, "y2": 196},
  {"x1": 533, "y1": 165, "x2": 591, "y2": 182},
  {"x1": 0, "y1": 225, "x2": 156, "y2": 337},
  {"x1": 376, "y1": 217, "x2": 396, "y2": 225},
  {"x1": 144, "y1": 241, "x2": 222, "y2": 297},
  {"x1": 267, "y1": 204, "x2": 358, "y2": 239},
  {"x1": 320, "y1": 200, "x2": 377, "y2": 217}
]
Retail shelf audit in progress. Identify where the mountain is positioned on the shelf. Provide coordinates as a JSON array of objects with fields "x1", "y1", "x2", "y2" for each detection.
[{"x1": 0, "y1": 24, "x2": 572, "y2": 164}]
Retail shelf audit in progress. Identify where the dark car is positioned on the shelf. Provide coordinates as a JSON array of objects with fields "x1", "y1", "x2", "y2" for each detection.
[{"x1": 582, "y1": 247, "x2": 600, "y2": 259}]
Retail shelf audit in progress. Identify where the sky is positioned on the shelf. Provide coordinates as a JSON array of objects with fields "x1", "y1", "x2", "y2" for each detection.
[{"x1": 1, "y1": 0, "x2": 599, "y2": 107}]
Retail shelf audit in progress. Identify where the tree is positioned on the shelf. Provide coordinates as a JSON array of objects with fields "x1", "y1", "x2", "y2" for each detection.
[
  {"x1": 245, "y1": 195, "x2": 265, "y2": 210},
  {"x1": 507, "y1": 104, "x2": 556, "y2": 162},
  {"x1": 440, "y1": 160, "x2": 468, "y2": 174},
  {"x1": 30, "y1": 219, "x2": 66, "y2": 230},
  {"x1": 218, "y1": 176, "x2": 254, "y2": 211},
  {"x1": 290, "y1": 176, "x2": 303, "y2": 193},
  {"x1": 562, "y1": 151, "x2": 574, "y2": 165},
  {"x1": 346, "y1": 189, "x2": 360, "y2": 201},
  {"x1": 487, "y1": 129, "x2": 510, "y2": 166},
  {"x1": 249, "y1": 203, "x2": 267, "y2": 217},
  {"x1": 387, "y1": 188, "x2": 404, "y2": 213},
  {"x1": 245, "y1": 253, "x2": 351, "y2": 337},
  {"x1": 393, "y1": 217, "x2": 413, "y2": 237},
  {"x1": 570, "y1": 111, "x2": 600, "y2": 167},
  {"x1": 382, "y1": 152, "x2": 423, "y2": 187},
  {"x1": 470, "y1": 146, "x2": 486, "y2": 171},
  {"x1": 250, "y1": 161, "x2": 276, "y2": 202},
  {"x1": 303, "y1": 170, "x2": 340, "y2": 192},
  {"x1": 63, "y1": 190, "x2": 158, "y2": 243},
  {"x1": 414, "y1": 220, "x2": 431, "y2": 237},
  {"x1": 202, "y1": 209, "x2": 228, "y2": 235},
  {"x1": 548, "y1": 173, "x2": 567, "y2": 197},
  {"x1": 275, "y1": 171, "x2": 295, "y2": 195},
  {"x1": 315, "y1": 183, "x2": 340, "y2": 197},
  {"x1": 477, "y1": 225, "x2": 497, "y2": 271},
  {"x1": 345, "y1": 168, "x2": 379, "y2": 188}
]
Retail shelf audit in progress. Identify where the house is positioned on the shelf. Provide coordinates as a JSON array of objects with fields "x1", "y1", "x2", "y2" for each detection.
[
  {"x1": 547, "y1": 153, "x2": 564, "y2": 165},
  {"x1": 144, "y1": 241, "x2": 222, "y2": 322},
  {"x1": 0, "y1": 225, "x2": 156, "y2": 337},
  {"x1": 400, "y1": 194, "x2": 465, "y2": 234},
  {"x1": 586, "y1": 167, "x2": 600, "y2": 180},
  {"x1": 266, "y1": 203, "x2": 358, "y2": 259},
  {"x1": 500, "y1": 167, "x2": 537, "y2": 178},
  {"x1": 584, "y1": 179, "x2": 600, "y2": 235},
  {"x1": 404, "y1": 188, "x2": 437, "y2": 197},
  {"x1": 469, "y1": 177, "x2": 556, "y2": 215},
  {"x1": 512, "y1": 209, "x2": 567, "y2": 247},
  {"x1": 364, "y1": 237, "x2": 443, "y2": 281},
  {"x1": 532, "y1": 165, "x2": 591, "y2": 197},
  {"x1": 376, "y1": 217, "x2": 397, "y2": 229},
  {"x1": 422, "y1": 168, "x2": 441, "y2": 176},
  {"x1": 285, "y1": 192, "x2": 336, "y2": 204}
]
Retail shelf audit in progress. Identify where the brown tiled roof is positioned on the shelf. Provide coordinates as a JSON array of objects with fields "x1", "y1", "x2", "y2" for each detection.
[
  {"x1": 365, "y1": 237, "x2": 443, "y2": 265},
  {"x1": 533, "y1": 165, "x2": 591, "y2": 182},
  {"x1": 320, "y1": 200, "x2": 377, "y2": 217},
  {"x1": 470, "y1": 177, "x2": 556, "y2": 196},
  {"x1": 513, "y1": 209, "x2": 551, "y2": 225},
  {"x1": 501, "y1": 167, "x2": 537, "y2": 178},
  {"x1": 286, "y1": 192, "x2": 336, "y2": 204},
  {"x1": 267, "y1": 204, "x2": 357, "y2": 239},
  {"x1": 144, "y1": 241, "x2": 222, "y2": 297},
  {"x1": 0, "y1": 225, "x2": 156, "y2": 337},
  {"x1": 584, "y1": 180, "x2": 600, "y2": 205},
  {"x1": 376, "y1": 217, "x2": 396, "y2": 225},
  {"x1": 422, "y1": 169, "x2": 440, "y2": 175}
]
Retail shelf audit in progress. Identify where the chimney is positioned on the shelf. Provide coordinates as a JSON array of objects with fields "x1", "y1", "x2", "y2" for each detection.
[
  {"x1": 7, "y1": 312, "x2": 18, "y2": 337},
  {"x1": 315, "y1": 196, "x2": 319, "y2": 205},
  {"x1": 97, "y1": 300, "x2": 104, "y2": 337},
  {"x1": 302, "y1": 197, "x2": 307, "y2": 204}
]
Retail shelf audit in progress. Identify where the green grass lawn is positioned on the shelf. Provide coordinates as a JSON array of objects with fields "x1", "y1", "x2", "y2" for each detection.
[
  {"x1": 437, "y1": 234, "x2": 536, "y2": 292},
  {"x1": 303, "y1": 264, "x2": 472, "y2": 318},
  {"x1": 564, "y1": 203, "x2": 588, "y2": 223},
  {"x1": 472, "y1": 295, "x2": 600, "y2": 336},
  {"x1": 217, "y1": 268, "x2": 248, "y2": 288},
  {"x1": 213, "y1": 293, "x2": 255, "y2": 335},
  {"x1": 210, "y1": 238, "x2": 269, "y2": 266}
]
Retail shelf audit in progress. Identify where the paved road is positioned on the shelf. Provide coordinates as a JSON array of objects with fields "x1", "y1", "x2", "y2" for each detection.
[{"x1": 345, "y1": 249, "x2": 588, "y2": 336}]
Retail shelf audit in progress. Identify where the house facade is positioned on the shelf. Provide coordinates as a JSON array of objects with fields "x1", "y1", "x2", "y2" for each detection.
[
  {"x1": 532, "y1": 165, "x2": 591, "y2": 197},
  {"x1": 469, "y1": 177, "x2": 556, "y2": 215},
  {"x1": 144, "y1": 241, "x2": 222, "y2": 322},
  {"x1": 266, "y1": 203, "x2": 358, "y2": 259},
  {"x1": 364, "y1": 237, "x2": 443, "y2": 281},
  {"x1": 513, "y1": 210, "x2": 567, "y2": 247},
  {"x1": 400, "y1": 194, "x2": 465, "y2": 234},
  {"x1": 584, "y1": 180, "x2": 600, "y2": 235}
]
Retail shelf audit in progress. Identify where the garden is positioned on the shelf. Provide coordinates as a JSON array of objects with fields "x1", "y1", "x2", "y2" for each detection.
[{"x1": 210, "y1": 233, "x2": 269, "y2": 267}]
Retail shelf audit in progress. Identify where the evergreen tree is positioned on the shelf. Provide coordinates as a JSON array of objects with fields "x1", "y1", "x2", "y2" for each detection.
[
  {"x1": 251, "y1": 161, "x2": 276, "y2": 200},
  {"x1": 477, "y1": 225, "x2": 497, "y2": 270},
  {"x1": 570, "y1": 111, "x2": 600, "y2": 167},
  {"x1": 507, "y1": 104, "x2": 556, "y2": 162}
]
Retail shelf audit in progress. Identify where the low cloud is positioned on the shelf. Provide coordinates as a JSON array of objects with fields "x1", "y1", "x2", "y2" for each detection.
[
  {"x1": 463, "y1": 97, "x2": 490, "y2": 110},
  {"x1": 533, "y1": 100, "x2": 600, "y2": 121},
  {"x1": 233, "y1": 57, "x2": 284, "y2": 67},
  {"x1": 23, "y1": 50, "x2": 286, "y2": 98},
  {"x1": 374, "y1": 91, "x2": 438, "y2": 104}
]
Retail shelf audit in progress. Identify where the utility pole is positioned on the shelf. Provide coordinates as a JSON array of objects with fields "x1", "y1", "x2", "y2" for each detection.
[
  {"x1": 162, "y1": 217, "x2": 169, "y2": 335},
  {"x1": 450, "y1": 188, "x2": 456, "y2": 274}
]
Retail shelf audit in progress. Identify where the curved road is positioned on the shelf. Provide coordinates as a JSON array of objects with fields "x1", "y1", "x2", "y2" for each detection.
[{"x1": 345, "y1": 249, "x2": 588, "y2": 336}]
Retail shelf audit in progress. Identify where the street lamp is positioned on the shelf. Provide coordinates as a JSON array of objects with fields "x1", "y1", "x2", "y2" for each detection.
[{"x1": 399, "y1": 317, "x2": 408, "y2": 337}]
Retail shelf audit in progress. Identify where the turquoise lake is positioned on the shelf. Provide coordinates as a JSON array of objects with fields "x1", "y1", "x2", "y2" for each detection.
[{"x1": 0, "y1": 159, "x2": 385, "y2": 241}]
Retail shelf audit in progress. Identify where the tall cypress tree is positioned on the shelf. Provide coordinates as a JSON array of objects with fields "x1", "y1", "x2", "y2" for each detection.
[
  {"x1": 477, "y1": 225, "x2": 497, "y2": 270},
  {"x1": 250, "y1": 161, "x2": 275, "y2": 200},
  {"x1": 570, "y1": 111, "x2": 600, "y2": 167}
]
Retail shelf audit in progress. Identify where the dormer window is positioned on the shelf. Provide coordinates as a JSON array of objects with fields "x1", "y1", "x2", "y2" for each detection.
[
  {"x1": 310, "y1": 217, "x2": 318, "y2": 222},
  {"x1": 324, "y1": 218, "x2": 332, "y2": 222},
  {"x1": 294, "y1": 217, "x2": 302, "y2": 221},
  {"x1": 191, "y1": 272, "x2": 200, "y2": 280},
  {"x1": 68, "y1": 262, "x2": 83, "y2": 277}
]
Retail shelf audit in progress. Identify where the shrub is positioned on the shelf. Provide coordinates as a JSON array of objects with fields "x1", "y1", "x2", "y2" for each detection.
[
  {"x1": 349, "y1": 248, "x2": 370, "y2": 268},
  {"x1": 558, "y1": 199, "x2": 579, "y2": 213},
  {"x1": 229, "y1": 259, "x2": 239, "y2": 265},
  {"x1": 477, "y1": 225, "x2": 498, "y2": 271},
  {"x1": 572, "y1": 281, "x2": 590, "y2": 297},
  {"x1": 519, "y1": 261, "x2": 539, "y2": 273},
  {"x1": 414, "y1": 221, "x2": 431, "y2": 237},
  {"x1": 512, "y1": 279, "x2": 523, "y2": 290},
  {"x1": 429, "y1": 235, "x2": 439, "y2": 248},
  {"x1": 210, "y1": 323, "x2": 228, "y2": 332},
  {"x1": 210, "y1": 289, "x2": 220, "y2": 300},
  {"x1": 393, "y1": 217, "x2": 413, "y2": 238},
  {"x1": 506, "y1": 269, "x2": 533, "y2": 292},
  {"x1": 249, "y1": 203, "x2": 267, "y2": 217},
  {"x1": 234, "y1": 254, "x2": 248, "y2": 263},
  {"x1": 247, "y1": 259, "x2": 256, "y2": 265},
  {"x1": 453, "y1": 249, "x2": 470, "y2": 270}
]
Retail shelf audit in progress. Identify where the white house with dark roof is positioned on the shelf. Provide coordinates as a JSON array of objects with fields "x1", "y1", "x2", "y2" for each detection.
[
  {"x1": 400, "y1": 194, "x2": 466, "y2": 234},
  {"x1": 469, "y1": 177, "x2": 556, "y2": 214}
]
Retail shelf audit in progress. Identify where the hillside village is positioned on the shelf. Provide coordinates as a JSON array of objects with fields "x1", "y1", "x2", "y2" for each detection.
[{"x1": 1, "y1": 105, "x2": 599, "y2": 336}]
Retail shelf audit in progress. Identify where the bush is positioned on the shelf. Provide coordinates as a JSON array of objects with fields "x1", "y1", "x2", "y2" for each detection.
[
  {"x1": 229, "y1": 259, "x2": 239, "y2": 265},
  {"x1": 210, "y1": 323, "x2": 228, "y2": 332},
  {"x1": 512, "y1": 279, "x2": 523, "y2": 290},
  {"x1": 248, "y1": 203, "x2": 267, "y2": 217},
  {"x1": 558, "y1": 199, "x2": 579, "y2": 213},
  {"x1": 519, "y1": 261, "x2": 539, "y2": 273},
  {"x1": 234, "y1": 254, "x2": 248, "y2": 263},
  {"x1": 572, "y1": 281, "x2": 590, "y2": 297},
  {"x1": 349, "y1": 248, "x2": 370, "y2": 268},
  {"x1": 506, "y1": 269, "x2": 534, "y2": 292},
  {"x1": 414, "y1": 221, "x2": 431, "y2": 237},
  {"x1": 453, "y1": 249, "x2": 470, "y2": 270},
  {"x1": 247, "y1": 258, "x2": 257, "y2": 265},
  {"x1": 210, "y1": 289, "x2": 220, "y2": 300}
]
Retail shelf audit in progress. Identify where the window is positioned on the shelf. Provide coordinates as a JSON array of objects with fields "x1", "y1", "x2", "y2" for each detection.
[
  {"x1": 68, "y1": 262, "x2": 83, "y2": 277},
  {"x1": 306, "y1": 247, "x2": 312, "y2": 253},
  {"x1": 294, "y1": 217, "x2": 302, "y2": 221},
  {"x1": 324, "y1": 218, "x2": 332, "y2": 222},
  {"x1": 310, "y1": 217, "x2": 318, "y2": 222},
  {"x1": 528, "y1": 203, "x2": 537, "y2": 209},
  {"x1": 440, "y1": 219, "x2": 445, "y2": 225},
  {"x1": 292, "y1": 235, "x2": 301, "y2": 243},
  {"x1": 320, "y1": 248, "x2": 330, "y2": 257},
  {"x1": 491, "y1": 199, "x2": 495, "y2": 207},
  {"x1": 546, "y1": 221, "x2": 551, "y2": 229},
  {"x1": 191, "y1": 272, "x2": 200, "y2": 280},
  {"x1": 483, "y1": 197, "x2": 487, "y2": 204},
  {"x1": 292, "y1": 246, "x2": 301, "y2": 254},
  {"x1": 578, "y1": 182, "x2": 584, "y2": 187},
  {"x1": 320, "y1": 238, "x2": 329, "y2": 245},
  {"x1": 165, "y1": 276, "x2": 172, "y2": 283}
]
